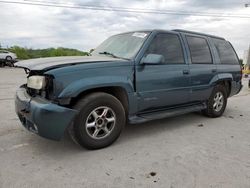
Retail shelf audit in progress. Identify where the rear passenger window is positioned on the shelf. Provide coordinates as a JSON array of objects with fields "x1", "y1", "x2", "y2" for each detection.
[
  {"x1": 147, "y1": 33, "x2": 185, "y2": 64},
  {"x1": 186, "y1": 36, "x2": 212, "y2": 64},
  {"x1": 212, "y1": 38, "x2": 239, "y2": 64}
]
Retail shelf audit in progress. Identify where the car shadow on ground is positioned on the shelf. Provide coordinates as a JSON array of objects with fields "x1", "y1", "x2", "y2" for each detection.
[
  {"x1": 24, "y1": 111, "x2": 210, "y2": 156},
  {"x1": 119, "y1": 112, "x2": 210, "y2": 144}
]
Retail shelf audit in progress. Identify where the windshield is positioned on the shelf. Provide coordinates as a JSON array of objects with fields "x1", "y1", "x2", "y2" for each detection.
[{"x1": 92, "y1": 32, "x2": 150, "y2": 59}]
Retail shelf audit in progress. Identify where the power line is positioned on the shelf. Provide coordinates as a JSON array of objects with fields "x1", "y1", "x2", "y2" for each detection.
[
  {"x1": 1, "y1": 0, "x2": 250, "y2": 18},
  {"x1": 25, "y1": 0, "x2": 248, "y2": 16}
]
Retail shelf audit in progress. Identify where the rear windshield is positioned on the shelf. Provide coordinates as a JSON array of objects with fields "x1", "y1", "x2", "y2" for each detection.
[{"x1": 212, "y1": 38, "x2": 239, "y2": 64}]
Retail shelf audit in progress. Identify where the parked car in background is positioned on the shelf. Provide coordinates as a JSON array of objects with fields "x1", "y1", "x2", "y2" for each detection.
[
  {"x1": 0, "y1": 50, "x2": 17, "y2": 61},
  {"x1": 0, "y1": 50, "x2": 17, "y2": 67},
  {"x1": 15, "y1": 29, "x2": 242, "y2": 150}
]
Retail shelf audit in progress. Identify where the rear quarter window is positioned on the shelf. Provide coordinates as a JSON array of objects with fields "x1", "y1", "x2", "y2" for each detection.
[
  {"x1": 186, "y1": 36, "x2": 212, "y2": 64},
  {"x1": 212, "y1": 38, "x2": 239, "y2": 64}
]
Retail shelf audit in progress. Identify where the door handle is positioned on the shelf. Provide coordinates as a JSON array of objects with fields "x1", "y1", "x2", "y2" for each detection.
[
  {"x1": 212, "y1": 69, "x2": 217, "y2": 73},
  {"x1": 183, "y1": 70, "x2": 190, "y2": 75}
]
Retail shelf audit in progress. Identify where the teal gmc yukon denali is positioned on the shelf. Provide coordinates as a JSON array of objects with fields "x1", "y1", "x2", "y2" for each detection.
[{"x1": 15, "y1": 29, "x2": 242, "y2": 149}]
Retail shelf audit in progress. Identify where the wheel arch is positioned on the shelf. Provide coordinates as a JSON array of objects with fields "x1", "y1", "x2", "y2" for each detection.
[
  {"x1": 70, "y1": 86, "x2": 129, "y2": 117},
  {"x1": 210, "y1": 73, "x2": 233, "y2": 97},
  {"x1": 5, "y1": 55, "x2": 12, "y2": 60},
  {"x1": 214, "y1": 80, "x2": 232, "y2": 98},
  {"x1": 216, "y1": 80, "x2": 231, "y2": 97}
]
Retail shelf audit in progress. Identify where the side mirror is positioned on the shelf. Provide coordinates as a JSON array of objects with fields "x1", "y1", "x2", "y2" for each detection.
[{"x1": 141, "y1": 54, "x2": 165, "y2": 65}]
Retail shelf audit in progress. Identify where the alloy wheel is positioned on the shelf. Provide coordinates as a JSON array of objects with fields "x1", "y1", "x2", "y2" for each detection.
[
  {"x1": 213, "y1": 91, "x2": 224, "y2": 112},
  {"x1": 85, "y1": 106, "x2": 116, "y2": 139}
]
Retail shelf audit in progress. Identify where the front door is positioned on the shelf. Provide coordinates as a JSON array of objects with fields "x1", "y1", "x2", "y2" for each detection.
[{"x1": 136, "y1": 32, "x2": 191, "y2": 112}]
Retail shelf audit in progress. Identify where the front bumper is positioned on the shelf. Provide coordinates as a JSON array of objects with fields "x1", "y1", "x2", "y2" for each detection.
[{"x1": 15, "y1": 87, "x2": 77, "y2": 140}]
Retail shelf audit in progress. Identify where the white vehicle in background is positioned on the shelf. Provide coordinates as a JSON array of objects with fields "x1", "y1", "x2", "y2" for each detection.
[
  {"x1": 0, "y1": 50, "x2": 17, "y2": 67},
  {"x1": 0, "y1": 50, "x2": 17, "y2": 61}
]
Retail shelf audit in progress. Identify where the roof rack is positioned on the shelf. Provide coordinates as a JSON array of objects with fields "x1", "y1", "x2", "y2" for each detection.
[{"x1": 173, "y1": 29, "x2": 225, "y2": 40}]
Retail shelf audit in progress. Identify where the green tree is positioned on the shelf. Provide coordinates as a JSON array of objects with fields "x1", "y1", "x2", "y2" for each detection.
[
  {"x1": 5, "y1": 45, "x2": 89, "y2": 60},
  {"x1": 10, "y1": 46, "x2": 30, "y2": 59}
]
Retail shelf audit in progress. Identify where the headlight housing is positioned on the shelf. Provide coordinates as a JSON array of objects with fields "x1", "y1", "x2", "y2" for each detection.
[{"x1": 27, "y1": 76, "x2": 46, "y2": 90}]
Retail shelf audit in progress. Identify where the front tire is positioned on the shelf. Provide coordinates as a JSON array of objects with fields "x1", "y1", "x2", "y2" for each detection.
[
  {"x1": 72, "y1": 92, "x2": 126, "y2": 150},
  {"x1": 6, "y1": 61, "x2": 14, "y2": 67},
  {"x1": 0, "y1": 61, "x2": 5, "y2": 67},
  {"x1": 202, "y1": 85, "x2": 227, "y2": 118}
]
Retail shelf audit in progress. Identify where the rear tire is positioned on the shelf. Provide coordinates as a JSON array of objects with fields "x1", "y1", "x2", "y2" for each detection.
[
  {"x1": 72, "y1": 92, "x2": 126, "y2": 150},
  {"x1": 6, "y1": 56, "x2": 12, "y2": 62},
  {"x1": 202, "y1": 85, "x2": 227, "y2": 118}
]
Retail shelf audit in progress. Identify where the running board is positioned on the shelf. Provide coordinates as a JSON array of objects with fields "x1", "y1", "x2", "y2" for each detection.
[{"x1": 129, "y1": 103, "x2": 207, "y2": 124}]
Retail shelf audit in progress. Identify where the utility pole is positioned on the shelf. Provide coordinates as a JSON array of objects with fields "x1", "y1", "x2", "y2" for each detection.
[{"x1": 243, "y1": 46, "x2": 250, "y2": 74}]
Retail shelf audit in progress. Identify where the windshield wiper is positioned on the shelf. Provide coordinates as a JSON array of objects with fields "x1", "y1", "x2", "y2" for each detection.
[
  {"x1": 98, "y1": 51, "x2": 130, "y2": 60},
  {"x1": 99, "y1": 51, "x2": 118, "y2": 58}
]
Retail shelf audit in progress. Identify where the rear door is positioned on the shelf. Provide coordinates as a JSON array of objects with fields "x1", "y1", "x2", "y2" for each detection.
[
  {"x1": 183, "y1": 34, "x2": 217, "y2": 102},
  {"x1": 136, "y1": 32, "x2": 191, "y2": 112}
]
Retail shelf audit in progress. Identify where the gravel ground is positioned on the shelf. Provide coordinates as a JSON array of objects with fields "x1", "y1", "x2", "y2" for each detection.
[{"x1": 0, "y1": 67, "x2": 250, "y2": 188}]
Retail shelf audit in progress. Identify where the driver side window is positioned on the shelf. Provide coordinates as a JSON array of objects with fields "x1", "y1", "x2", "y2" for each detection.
[{"x1": 146, "y1": 33, "x2": 185, "y2": 64}]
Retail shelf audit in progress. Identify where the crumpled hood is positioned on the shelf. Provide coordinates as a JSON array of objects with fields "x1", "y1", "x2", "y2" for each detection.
[{"x1": 15, "y1": 56, "x2": 127, "y2": 71}]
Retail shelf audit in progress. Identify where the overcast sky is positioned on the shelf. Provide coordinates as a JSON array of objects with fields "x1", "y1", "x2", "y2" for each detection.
[{"x1": 0, "y1": 0, "x2": 250, "y2": 58}]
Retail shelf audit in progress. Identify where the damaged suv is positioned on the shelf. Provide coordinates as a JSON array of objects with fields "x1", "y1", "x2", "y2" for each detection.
[{"x1": 15, "y1": 30, "x2": 242, "y2": 149}]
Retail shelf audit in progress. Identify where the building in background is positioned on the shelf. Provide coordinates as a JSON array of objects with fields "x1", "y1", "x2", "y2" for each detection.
[{"x1": 243, "y1": 45, "x2": 250, "y2": 74}]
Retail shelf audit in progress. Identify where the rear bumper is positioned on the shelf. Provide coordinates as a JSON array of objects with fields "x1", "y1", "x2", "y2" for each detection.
[{"x1": 15, "y1": 87, "x2": 77, "y2": 140}]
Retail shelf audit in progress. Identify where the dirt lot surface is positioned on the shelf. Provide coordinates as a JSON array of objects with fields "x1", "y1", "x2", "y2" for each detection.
[{"x1": 0, "y1": 67, "x2": 250, "y2": 188}]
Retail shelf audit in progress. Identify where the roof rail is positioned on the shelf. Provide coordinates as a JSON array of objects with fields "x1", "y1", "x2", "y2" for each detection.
[{"x1": 173, "y1": 29, "x2": 225, "y2": 40}]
